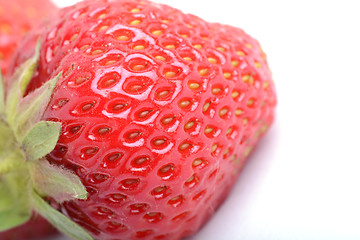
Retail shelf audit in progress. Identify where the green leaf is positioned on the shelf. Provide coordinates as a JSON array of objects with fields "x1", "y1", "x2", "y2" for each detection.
[
  {"x1": 0, "y1": 208, "x2": 31, "y2": 231},
  {"x1": 0, "y1": 71, "x2": 4, "y2": 114},
  {"x1": 30, "y1": 191, "x2": 94, "y2": 240},
  {"x1": 0, "y1": 177, "x2": 31, "y2": 231},
  {"x1": 29, "y1": 160, "x2": 87, "y2": 202},
  {"x1": 5, "y1": 41, "x2": 41, "y2": 125},
  {"x1": 14, "y1": 72, "x2": 61, "y2": 139},
  {"x1": 22, "y1": 121, "x2": 61, "y2": 161}
]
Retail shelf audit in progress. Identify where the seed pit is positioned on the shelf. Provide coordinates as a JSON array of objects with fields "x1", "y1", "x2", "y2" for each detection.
[
  {"x1": 235, "y1": 108, "x2": 243, "y2": 116},
  {"x1": 129, "y1": 203, "x2": 149, "y2": 214},
  {"x1": 98, "y1": 72, "x2": 121, "y2": 89},
  {"x1": 127, "y1": 131, "x2": 141, "y2": 140},
  {"x1": 184, "y1": 174, "x2": 199, "y2": 188},
  {"x1": 98, "y1": 127, "x2": 111, "y2": 135},
  {"x1": 161, "y1": 116, "x2": 175, "y2": 125},
  {"x1": 152, "y1": 138, "x2": 166, "y2": 146},
  {"x1": 168, "y1": 195, "x2": 184, "y2": 207},
  {"x1": 192, "y1": 159, "x2": 208, "y2": 169},
  {"x1": 81, "y1": 101, "x2": 95, "y2": 112},
  {"x1": 151, "y1": 186, "x2": 171, "y2": 199},
  {"x1": 219, "y1": 108, "x2": 229, "y2": 117},
  {"x1": 119, "y1": 178, "x2": 140, "y2": 191}
]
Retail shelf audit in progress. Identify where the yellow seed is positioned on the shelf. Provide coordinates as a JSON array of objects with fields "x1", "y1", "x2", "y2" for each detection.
[
  {"x1": 235, "y1": 109, "x2": 243, "y2": 116},
  {"x1": 133, "y1": 45, "x2": 145, "y2": 50},
  {"x1": 152, "y1": 30, "x2": 163, "y2": 36},
  {"x1": 212, "y1": 88, "x2": 221, "y2": 94},
  {"x1": 217, "y1": 47, "x2": 225, "y2": 52},
  {"x1": 132, "y1": 64, "x2": 146, "y2": 71},
  {"x1": 179, "y1": 100, "x2": 190, "y2": 108},
  {"x1": 179, "y1": 143, "x2": 190, "y2": 151},
  {"x1": 189, "y1": 83, "x2": 200, "y2": 89},
  {"x1": 223, "y1": 72, "x2": 231, "y2": 79},
  {"x1": 118, "y1": 35, "x2": 130, "y2": 41},
  {"x1": 247, "y1": 99, "x2": 254, "y2": 106},
  {"x1": 243, "y1": 118, "x2": 248, "y2": 125},
  {"x1": 232, "y1": 91, "x2": 239, "y2": 98},
  {"x1": 236, "y1": 51, "x2": 245, "y2": 56},
  {"x1": 208, "y1": 57, "x2": 217, "y2": 64},
  {"x1": 199, "y1": 68, "x2": 209, "y2": 76},
  {"x1": 131, "y1": 8, "x2": 141, "y2": 13},
  {"x1": 97, "y1": 13, "x2": 107, "y2": 19},
  {"x1": 129, "y1": 19, "x2": 141, "y2": 25},
  {"x1": 181, "y1": 34, "x2": 189, "y2": 38},
  {"x1": 255, "y1": 62, "x2": 262, "y2": 68},
  {"x1": 219, "y1": 108, "x2": 228, "y2": 117},
  {"x1": 242, "y1": 75, "x2": 254, "y2": 84},
  {"x1": 164, "y1": 71, "x2": 176, "y2": 78},
  {"x1": 203, "y1": 102, "x2": 210, "y2": 112},
  {"x1": 194, "y1": 44, "x2": 202, "y2": 49},
  {"x1": 155, "y1": 55, "x2": 166, "y2": 61},
  {"x1": 183, "y1": 57, "x2": 193, "y2": 61},
  {"x1": 80, "y1": 45, "x2": 90, "y2": 51},
  {"x1": 92, "y1": 49, "x2": 104, "y2": 55},
  {"x1": 162, "y1": 19, "x2": 170, "y2": 23},
  {"x1": 186, "y1": 24, "x2": 193, "y2": 28},
  {"x1": 99, "y1": 25, "x2": 109, "y2": 31},
  {"x1": 231, "y1": 60, "x2": 239, "y2": 67},
  {"x1": 263, "y1": 81, "x2": 269, "y2": 89},
  {"x1": 165, "y1": 44, "x2": 176, "y2": 49},
  {"x1": 244, "y1": 147, "x2": 252, "y2": 157},
  {"x1": 226, "y1": 127, "x2": 233, "y2": 135},
  {"x1": 204, "y1": 127, "x2": 213, "y2": 134},
  {"x1": 223, "y1": 148, "x2": 229, "y2": 155},
  {"x1": 184, "y1": 121, "x2": 195, "y2": 129},
  {"x1": 70, "y1": 34, "x2": 78, "y2": 42},
  {"x1": 193, "y1": 159, "x2": 203, "y2": 167},
  {"x1": 261, "y1": 125, "x2": 268, "y2": 133},
  {"x1": 104, "y1": 60, "x2": 116, "y2": 66},
  {"x1": 211, "y1": 144, "x2": 218, "y2": 152},
  {"x1": 245, "y1": 43, "x2": 253, "y2": 49}
]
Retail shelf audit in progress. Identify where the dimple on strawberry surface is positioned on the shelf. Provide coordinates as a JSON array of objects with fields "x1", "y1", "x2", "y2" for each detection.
[
  {"x1": 10, "y1": 0, "x2": 276, "y2": 239},
  {"x1": 0, "y1": 0, "x2": 57, "y2": 75}
]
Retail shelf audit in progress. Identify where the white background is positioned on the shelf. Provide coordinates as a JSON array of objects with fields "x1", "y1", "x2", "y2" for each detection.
[{"x1": 51, "y1": 0, "x2": 360, "y2": 239}]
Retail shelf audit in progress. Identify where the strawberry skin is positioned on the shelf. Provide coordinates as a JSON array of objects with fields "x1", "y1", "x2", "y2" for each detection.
[
  {"x1": 0, "y1": 0, "x2": 57, "y2": 75},
  {"x1": 10, "y1": 0, "x2": 276, "y2": 239}
]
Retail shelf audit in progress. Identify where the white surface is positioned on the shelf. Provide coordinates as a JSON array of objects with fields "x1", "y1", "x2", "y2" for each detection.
[{"x1": 51, "y1": 0, "x2": 360, "y2": 239}]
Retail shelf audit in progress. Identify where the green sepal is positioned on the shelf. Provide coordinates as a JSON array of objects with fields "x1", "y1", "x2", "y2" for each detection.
[
  {"x1": 31, "y1": 190, "x2": 94, "y2": 240},
  {"x1": 22, "y1": 121, "x2": 61, "y2": 161},
  {"x1": 5, "y1": 41, "x2": 41, "y2": 125},
  {"x1": 0, "y1": 171, "x2": 32, "y2": 231},
  {"x1": 0, "y1": 71, "x2": 4, "y2": 114},
  {"x1": 29, "y1": 159, "x2": 87, "y2": 202},
  {"x1": 14, "y1": 72, "x2": 61, "y2": 140},
  {"x1": 0, "y1": 208, "x2": 31, "y2": 231}
]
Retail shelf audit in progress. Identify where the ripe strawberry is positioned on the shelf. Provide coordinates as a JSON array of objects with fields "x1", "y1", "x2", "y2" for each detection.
[
  {"x1": 4, "y1": 0, "x2": 276, "y2": 239},
  {"x1": 0, "y1": 0, "x2": 57, "y2": 75}
]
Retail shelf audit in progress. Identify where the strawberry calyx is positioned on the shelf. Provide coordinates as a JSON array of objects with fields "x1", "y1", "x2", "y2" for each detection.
[{"x1": 0, "y1": 43, "x2": 94, "y2": 240}]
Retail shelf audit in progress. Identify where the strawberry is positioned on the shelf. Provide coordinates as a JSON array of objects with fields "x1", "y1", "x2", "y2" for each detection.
[
  {"x1": 1, "y1": 0, "x2": 276, "y2": 239},
  {"x1": 0, "y1": 0, "x2": 57, "y2": 75}
]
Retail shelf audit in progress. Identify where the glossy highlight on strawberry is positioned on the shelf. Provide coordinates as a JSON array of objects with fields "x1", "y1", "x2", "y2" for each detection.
[{"x1": 9, "y1": 0, "x2": 277, "y2": 239}]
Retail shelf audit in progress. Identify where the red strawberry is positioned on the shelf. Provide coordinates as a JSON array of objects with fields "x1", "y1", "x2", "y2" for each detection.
[
  {"x1": 0, "y1": 0, "x2": 57, "y2": 75},
  {"x1": 3, "y1": 0, "x2": 276, "y2": 239}
]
